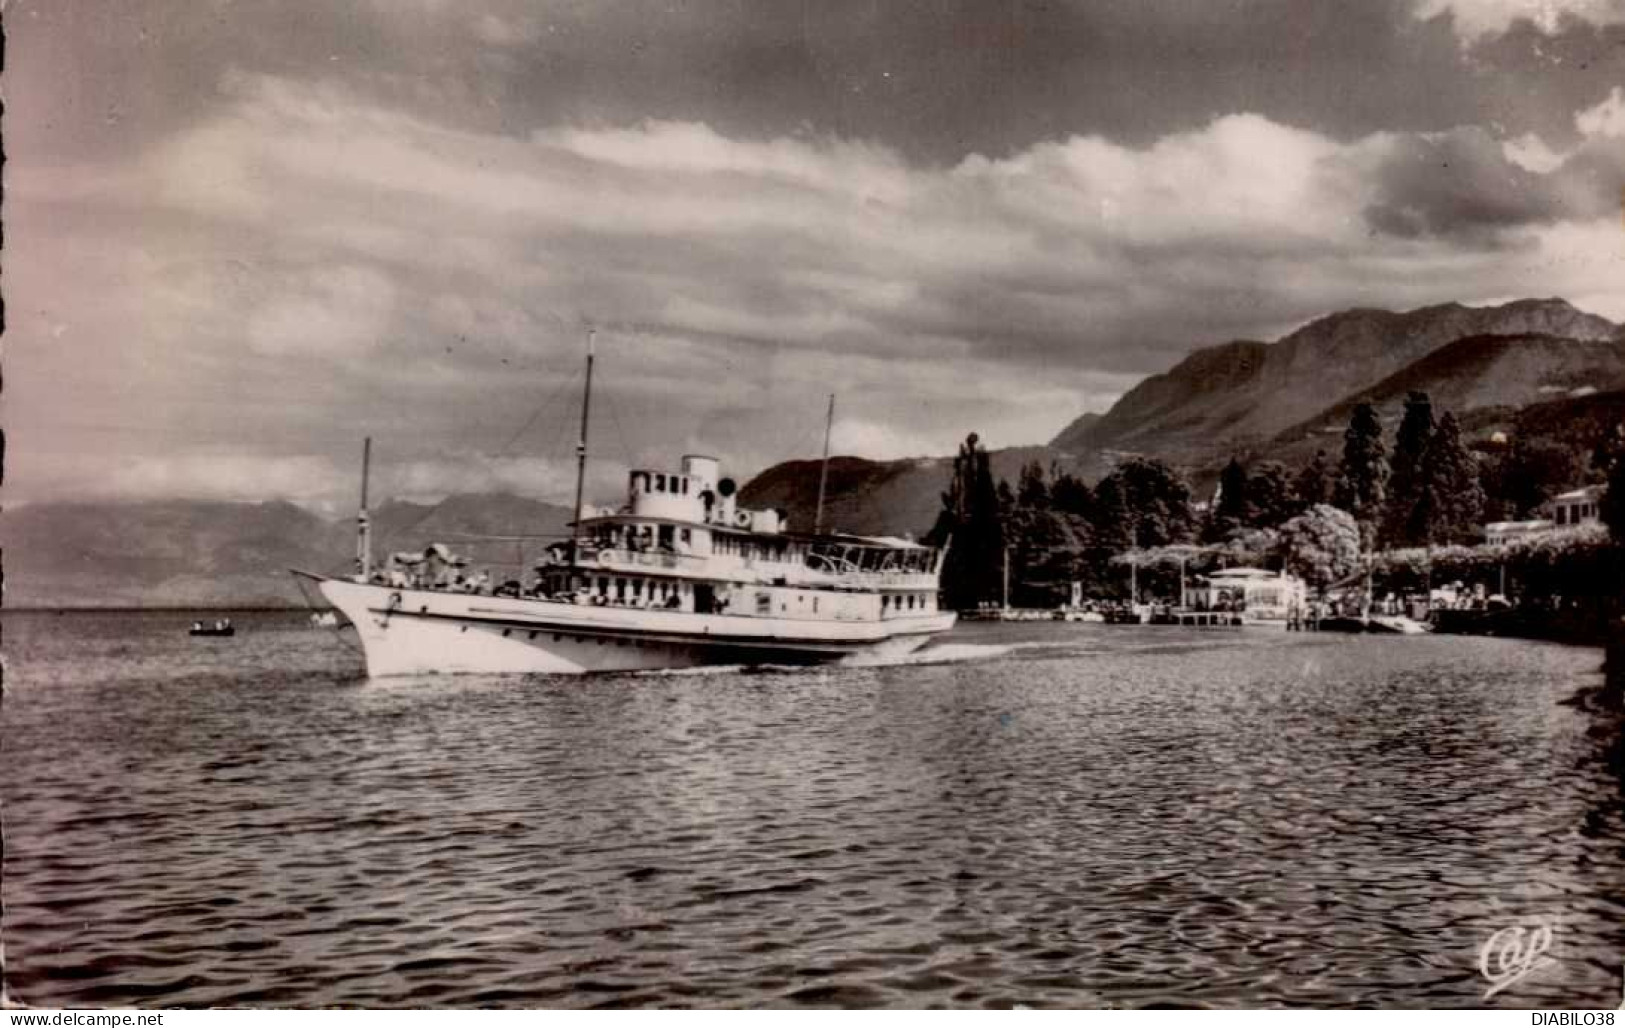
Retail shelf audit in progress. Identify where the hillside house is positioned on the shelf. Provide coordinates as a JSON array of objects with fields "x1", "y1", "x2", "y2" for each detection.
[
  {"x1": 1551, "y1": 484, "x2": 1604, "y2": 528},
  {"x1": 1484, "y1": 483, "x2": 1605, "y2": 544}
]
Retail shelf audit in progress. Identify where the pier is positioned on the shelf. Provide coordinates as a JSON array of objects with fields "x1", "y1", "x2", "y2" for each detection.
[{"x1": 1148, "y1": 609, "x2": 1244, "y2": 628}]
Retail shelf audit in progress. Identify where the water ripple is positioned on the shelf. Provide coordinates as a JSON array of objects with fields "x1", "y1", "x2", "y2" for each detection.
[{"x1": 3, "y1": 611, "x2": 1622, "y2": 1007}]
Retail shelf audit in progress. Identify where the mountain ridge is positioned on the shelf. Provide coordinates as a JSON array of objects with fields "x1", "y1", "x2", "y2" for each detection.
[{"x1": 1050, "y1": 297, "x2": 1619, "y2": 464}]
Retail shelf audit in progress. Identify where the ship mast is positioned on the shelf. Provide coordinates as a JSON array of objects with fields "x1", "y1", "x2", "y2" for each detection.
[
  {"x1": 355, "y1": 436, "x2": 372, "y2": 582},
  {"x1": 569, "y1": 329, "x2": 596, "y2": 571},
  {"x1": 814, "y1": 393, "x2": 835, "y2": 535}
]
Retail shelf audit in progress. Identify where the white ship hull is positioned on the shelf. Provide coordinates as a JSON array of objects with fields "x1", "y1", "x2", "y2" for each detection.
[{"x1": 311, "y1": 576, "x2": 956, "y2": 677}]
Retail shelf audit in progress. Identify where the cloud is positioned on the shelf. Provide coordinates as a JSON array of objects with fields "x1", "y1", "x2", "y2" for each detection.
[
  {"x1": 248, "y1": 265, "x2": 397, "y2": 356},
  {"x1": 1577, "y1": 85, "x2": 1625, "y2": 138},
  {"x1": 11, "y1": 72, "x2": 1625, "y2": 509},
  {"x1": 10, "y1": 452, "x2": 357, "y2": 507},
  {"x1": 1503, "y1": 131, "x2": 1567, "y2": 171},
  {"x1": 470, "y1": 11, "x2": 537, "y2": 47},
  {"x1": 829, "y1": 419, "x2": 957, "y2": 463},
  {"x1": 381, "y1": 453, "x2": 586, "y2": 505},
  {"x1": 1360, "y1": 127, "x2": 1578, "y2": 237},
  {"x1": 5, "y1": 447, "x2": 601, "y2": 512},
  {"x1": 1416, "y1": 0, "x2": 1625, "y2": 42}
]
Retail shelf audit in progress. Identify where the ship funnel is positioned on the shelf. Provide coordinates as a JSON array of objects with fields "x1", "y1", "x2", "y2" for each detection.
[{"x1": 682, "y1": 455, "x2": 720, "y2": 493}]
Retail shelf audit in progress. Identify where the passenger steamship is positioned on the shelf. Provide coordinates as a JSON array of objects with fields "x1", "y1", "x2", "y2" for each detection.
[{"x1": 296, "y1": 338, "x2": 956, "y2": 676}]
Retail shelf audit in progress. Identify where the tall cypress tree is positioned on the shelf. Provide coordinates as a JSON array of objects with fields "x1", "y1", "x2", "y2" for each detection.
[
  {"x1": 1088, "y1": 474, "x2": 1136, "y2": 598},
  {"x1": 1089, "y1": 474, "x2": 1134, "y2": 557},
  {"x1": 1416, "y1": 412, "x2": 1483, "y2": 545},
  {"x1": 1382, "y1": 391, "x2": 1435, "y2": 547},
  {"x1": 1205, "y1": 457, "x2": 1250, "y2": 542},
  {"x1": 929, "y1": 433, "x2": 1006, "y2": 609},
  {"x1": 1335, "y1": 402, "x2": 1389, "y2": 550}
]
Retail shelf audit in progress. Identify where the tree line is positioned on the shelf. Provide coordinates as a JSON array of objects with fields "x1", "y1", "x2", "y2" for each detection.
[{"x1": 929, "y1": 392, "x2": 1625, "y2": 609}]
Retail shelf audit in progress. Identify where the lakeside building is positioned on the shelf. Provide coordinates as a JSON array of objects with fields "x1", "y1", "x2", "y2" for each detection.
[
  {"x1": 1187, "y1": 568, "x2": 1307, "y2": 622},
  {"x1": 1482, "y1": 483, "x2": 1604, "y2": 544},
  {"x1": 1484, "y1": 519, "x2": 1555, "y2": 545}
]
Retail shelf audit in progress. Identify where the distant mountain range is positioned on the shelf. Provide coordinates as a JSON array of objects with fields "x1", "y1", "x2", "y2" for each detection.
[
  {"x1": 1049, "y1": 298, "x2": 1620, "y2": 462},
  {"x1": 2, "y1": 494, "x2": 571, "y2": 608},
  {"x1": 9, "y1": 297, "x2": 1622, "y2": 607},
  {"x1": 749, "y1": 298, "x2": 1625, "y2": 538}
]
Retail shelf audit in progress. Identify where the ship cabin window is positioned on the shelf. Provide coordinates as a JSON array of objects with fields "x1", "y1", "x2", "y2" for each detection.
[
  {"x1": 632, "y1": 471, "x2": 649, "y2": 493},
  {"x1": 680, "y1": 477, "x2": 689, "y2": 495}
]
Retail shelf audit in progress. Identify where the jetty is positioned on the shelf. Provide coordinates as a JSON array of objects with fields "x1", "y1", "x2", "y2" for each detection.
[{"x1": 1148, "y1": 609, "x2": 1244, "y2": 628}]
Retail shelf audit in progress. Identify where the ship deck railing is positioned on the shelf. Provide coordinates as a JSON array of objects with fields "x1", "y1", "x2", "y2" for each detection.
[{"x1": 574, "y1": 547, "x2": 938, "y2": 590}]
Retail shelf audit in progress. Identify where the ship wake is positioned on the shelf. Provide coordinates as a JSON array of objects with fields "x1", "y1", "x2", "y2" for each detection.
[
  {"x1": 626, "y1": 642, "x2": 1029, "y2": 677},
  {"x1": 839, "y1": 641, "x2": 1025, "y2": 668}
]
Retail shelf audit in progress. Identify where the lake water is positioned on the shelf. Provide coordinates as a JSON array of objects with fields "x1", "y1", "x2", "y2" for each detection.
[{"x1": 4, "y1": 610, "x2": 1623, "y2": 1008}]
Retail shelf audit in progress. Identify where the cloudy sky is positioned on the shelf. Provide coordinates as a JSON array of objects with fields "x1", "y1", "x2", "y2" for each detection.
[{"x1": 8, "y1": 0, "x2": 1625, "y2": 512}]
